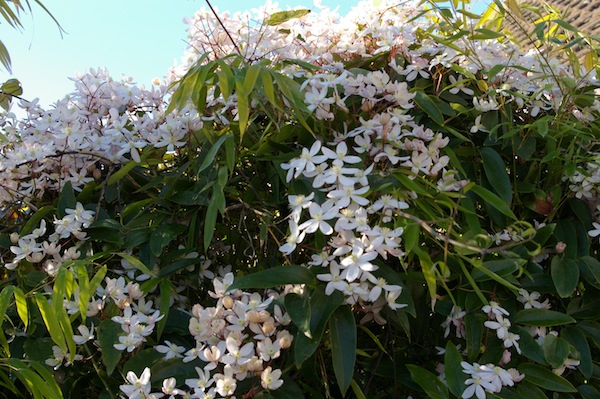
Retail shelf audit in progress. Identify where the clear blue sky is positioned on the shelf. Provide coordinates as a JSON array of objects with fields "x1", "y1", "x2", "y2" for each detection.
[{"x1": 1, "y1": 0, "x2": 354, "y2": 108}]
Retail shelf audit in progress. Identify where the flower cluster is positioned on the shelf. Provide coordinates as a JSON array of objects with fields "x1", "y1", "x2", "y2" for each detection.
[
  {"x1": 0, "y1": 68, "x2": 200, "y2": 207},
  {"x1": 116, "y1": 273, "x2": 293, "y2": 398},
  {"x1": 6, "y1": 202, "x2": 93, "y2": 272},
  {"x1": 460, "y1": 361, "x2": 523, "y2": 399}
]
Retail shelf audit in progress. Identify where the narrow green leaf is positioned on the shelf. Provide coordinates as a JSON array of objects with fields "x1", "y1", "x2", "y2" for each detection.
[
  {"x1": 224, "y1": 135, "x2": 235, "y2": 173},
  {"x1": 197, "y1": 134, "x2": 232, "y2": 175},
  {"x1": 89, "y1": 265, "x2": 108, "y2": 295},
  {"x1": 117, "y1": 252, "x2": 154, "y2": 277},
  {"x1": 28, "y1": 360, "x2": 64, "y2": 399},
  {"x1": 203, "y1": 195, "x2": 218, "y2": 251},
  {"x1": 242, "y1": 64, "x2": 261, "y2": 96},
  {"x1": 284, "y1": 293, "x2": 311, "y2": 337},
  {"x1": 13, "y1": 287, "x2": 28, "y2": 330},
  {"x1": 261, "y1": 69, "x2": 278, "y2": 109},
  {"x1": 480, "y1": 147, "x2": 512, "y2": 205},
  {"x1": 357, "y1": 325, "x2": 388, "y2": 355},
  {"x1": 76, "y1": 264, "x2": 90, "y2": 323},
  {"x1": 470, "y1": 185, "x2": 517, "y2": 220},
  {"x1": 264, "y1": 9, "x2": 310, "y2": 25},
  {"x1": 228, "y1": 265, "x2": 316, "y2": 291},
  {"x1": 350, "y1": 379, "x2": 367, "y2": 399},
  {"x1": 19, "y1": 206, "x2": 55, "y2": 237},
  {"x1": 52, "y1": 268, "x2": 76, "y2": 361},
  {"x1": 0, "y1": 286, "x2": 14, "y2": 355},
  {"x1": 108, "y1": 160, "x2": 137, "y2": 185},
  {"x1": 551, "y1": 256, "x2": 579, "y2": 298},
  {"x1": 237, "y1": 94, "x2": 249, "y2": 137},
  {"x1": 57, "y1": 181, "x2": 77, "y2": 218},
  {"x1": 414, "y1": 91, "x2": 444, "y2": 125},
  {"x1": 444, "y1": 341, "x2": 466, "y2": 397},
  {"x1": 407, "y1": 365, "x2": 448, "y2": 399},
  {"x1": 329, "y1": 305, "x2": 356, "y2": 396},
  {"x1": 518, "y1": 363, "x2": 577, "y2": 392},
  {"x1": 157, "y1": 279, "x2": 172, "y2": 341},
  {"x1": 34, "y1": 292, "x2": 66, "y2": 354},
  {"x1": 514, "y1": 309, "x2": 576, "y2": 327}
]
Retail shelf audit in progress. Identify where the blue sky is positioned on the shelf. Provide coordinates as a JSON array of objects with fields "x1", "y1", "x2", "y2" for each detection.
[{"x1": 1, "y1": 0, "x2": 354, "y2": 108}]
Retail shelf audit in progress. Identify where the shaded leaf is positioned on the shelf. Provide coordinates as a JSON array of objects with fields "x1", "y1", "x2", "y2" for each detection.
[
  {"x1": 407, "y1": 365, "x2": 448, "y2": 399},
  {"x1": 514, "y1": 309, "x2": 575, "y2": 327},
  {"x1": 518, "y1": 363, "x2": 576, "y2": 392},
  {"x1": 97, "y1": 320, "x2": 122, "y2": 375},
  {"x1": 228, "y1": 265, "x2": 316, "y2": 291},
  {"x1": 329, "y1": 305, "x2": 356, "y2": 396}
]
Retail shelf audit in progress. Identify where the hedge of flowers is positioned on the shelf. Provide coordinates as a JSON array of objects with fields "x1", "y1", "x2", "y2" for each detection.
[{"x1": 0, "y1": 0, "x2": 600, "y2": 398}]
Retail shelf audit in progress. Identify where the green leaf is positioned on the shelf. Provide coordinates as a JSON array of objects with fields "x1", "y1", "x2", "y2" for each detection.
[
  {"x1": 228, "y1": 265, "x2": 316, "y2": 291},
  {"x1": 0, "y1": 286, "x2": 14, "y2": 354},
  {"x1": 19, "y1": 206, "x2": 55, "y2": 237},
  {"x1": 470, "y1": 184, "x2": 517, "y2": 220},
  {"x1": 264, "y1": 9, "x2": 310, "y2": 26},
  {"x1": 157, "y1": 279, "x2": 172, "y2": 340},
  {"x1": 198, "y1": 134, "x2": 232, "y2": 175},
  {"x1": 242, "y1": 64, "x2": 261, "y2": 96},
  {"x1": 480, "y1": 147, "x2": 512, "y2": 205},
  {"x1": 34, "y1": 292, "x2": 66, "y2": 354},
  {"x1": 518, "y1": 363, "x2": 577, "y2": 392},
  {"x1": 108, "y1": 160, "x2": 137, "y2": 185},
  {"x1": 329, "y1": 306, "x2": 356, "y2": 396},
  {"x1": 414, "y1": 91, "x2": 444, "y2": 125},
  {"x1": 543, "y1": 333, "x2": 570, "y2": 369},
  {"x1": 472, "y1": 259, "x2": 525, "y2": 281},
  {"x1": 551, "y1": 256, "x2": 579, "y2": 298},
  {"x1": 28, "y1": 360, "x2": 64, "y2": 398},
  {"x1": 561, "y1": 327, "x2": 593, "y2": 378},
  {"x1": 149, "y1": 224, "x2": 186, "y2": 257},
  {"x1": 513, "y1": 326, "x2": 546, "y2": 365},
  {"x1": 579, "y1": 256, "x2": 600, "y2": 287},
  {"x1": 284, "y1": 293, "x2": 311, "y2": 337},
  {"x1": 444, "y1": 341, "x2": 466, "y2": 397},
  {"x1": 237, "y1": 94, "x2": 250, "y2": 136},
  {"x1": 13, "y1": 287, "x2": 28, "y2": 330},
  {"x1": 465, "y1": 313, "x2": 485, "y2": 361},
  {"x1": 97, "y1": 319, "x2": 122, "y2": 375},
  {"x1": 514, "y1": 309, "x2": 576, "y2": 327},
  {"x1": 117, "y1": 252, "x2": 154, "y2": 277},
  {"x1": 407, "y1": 365, "x2": 448, "y2": 399},
  {"x1": 294, "y1": 289, "x2": 344, "y2": 367},
  {"x1": 203, "y1": 195, "x2": 219, "y2": 251},
  {"x1": 57, "y1": 181, "x2": 77, "y2": 218}
]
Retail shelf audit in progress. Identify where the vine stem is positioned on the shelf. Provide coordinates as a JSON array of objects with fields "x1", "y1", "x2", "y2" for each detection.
[{"x1": 204, "y1": 0, "x2": 243, "y2": 56}]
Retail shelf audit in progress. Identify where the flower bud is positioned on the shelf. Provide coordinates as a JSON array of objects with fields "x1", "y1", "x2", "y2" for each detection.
[
  {"x1": 555, "y1": 242, "x2": 566, "y2": 254},
  {"x1": 222, "y1": 296, "x2": 234, "y2": 310}
]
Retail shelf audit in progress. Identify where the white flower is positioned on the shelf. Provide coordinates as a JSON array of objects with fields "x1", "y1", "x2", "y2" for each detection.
[
  {"x1": 120, "y1": 367, "x2": 151, "y2": 398},
  {"x1": 72, "y1": 324, "x2": 95, "y2": 345},
  {"x1": 298, "y1": 200, "x2": 339, "y2": 235},
  {"x1": 155, "y1": 340, "x2": 185, "y2": 360}
]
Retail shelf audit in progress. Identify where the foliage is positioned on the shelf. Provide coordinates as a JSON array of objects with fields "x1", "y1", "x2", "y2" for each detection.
[
  {"x1": 0, "y1": 0, "x2": 62, "y2": 110},
  {"x1": 0, "y1": 0, "x2": 599, "y2": 398}
]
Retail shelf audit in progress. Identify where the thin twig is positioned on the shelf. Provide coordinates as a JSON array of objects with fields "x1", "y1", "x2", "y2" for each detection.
[{"x1": 204, "y1": 0, "x2": 242, "y2": 56}]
